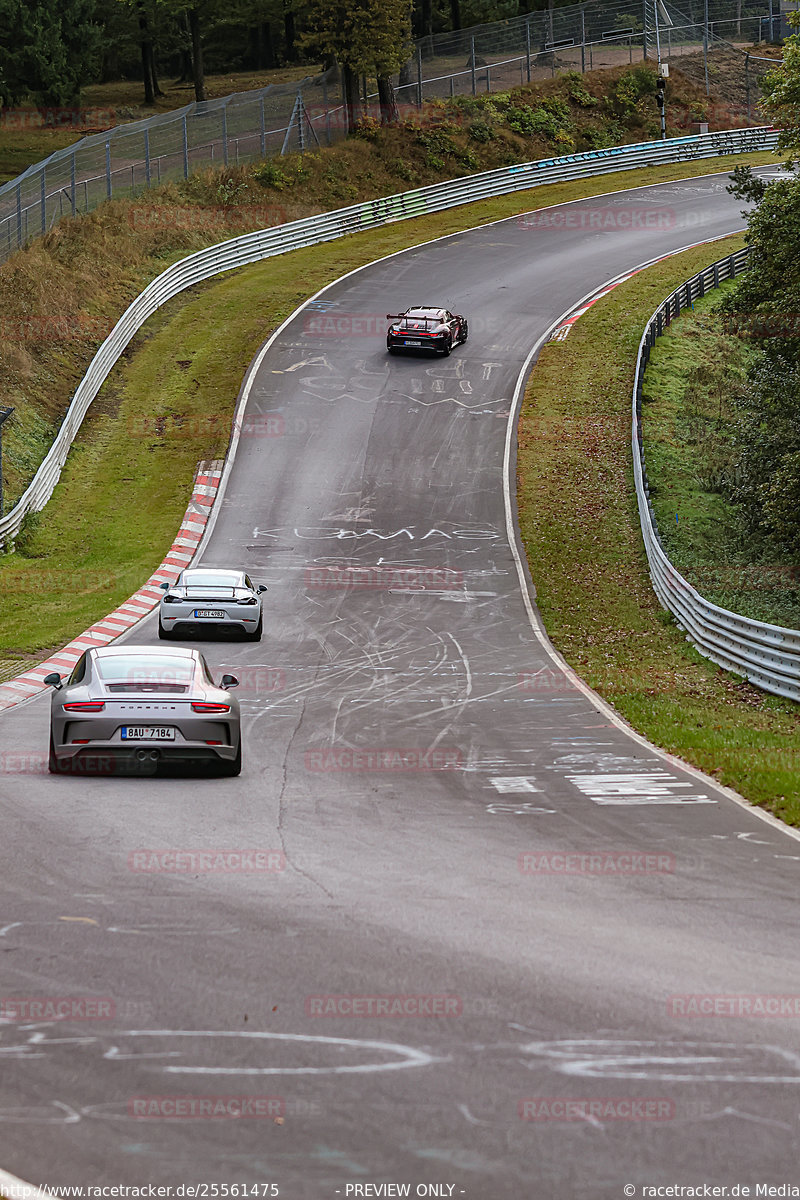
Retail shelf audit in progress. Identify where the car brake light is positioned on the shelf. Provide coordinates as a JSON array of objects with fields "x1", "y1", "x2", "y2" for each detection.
[
  {"x1": 63, "y1": 702, "x2": 105, "y2": 712},
  {"x1": 191, "y1": 702, "x2": 231, "y2": 713},
  {"x1": 236, "y1": 596, "x2": 258, "y2": 605}
]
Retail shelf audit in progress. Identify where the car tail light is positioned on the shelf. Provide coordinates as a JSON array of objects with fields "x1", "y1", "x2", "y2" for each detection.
[
  {"x1": 71, "y1": 739, "x2": 90, "y2": 744},
  {"x1": 163, "y1": 594, "x2": 182, "y2": 604},
  {"x1": 236, "y1": 596, "x2": 257, "y2": 605},
  {"x1": 191, "y1": 702, "x2": 231, "y2": 714},
  {"x1": 63, "y1": 702, "x2": 105, "y2": 712}
]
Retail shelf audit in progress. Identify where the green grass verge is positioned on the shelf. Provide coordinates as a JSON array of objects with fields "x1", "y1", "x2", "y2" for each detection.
[
  {"x1": 643, "y1": 283, "x2": 800, "y2": 630},
  {"x1": 517, "y1": 233, "x2": 800, "y2": 827}
]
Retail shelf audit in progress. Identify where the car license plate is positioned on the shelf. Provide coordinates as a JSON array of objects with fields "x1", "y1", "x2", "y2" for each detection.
[
  {"x1": 194, "y1": 609, "x2": 225, "y2": 618},
  {"x1": 121, "y1": 726, "x2": 176, "y2": 741},
  {"x1": 403, "y1": 339, "x2": 422, "y2": 346}
]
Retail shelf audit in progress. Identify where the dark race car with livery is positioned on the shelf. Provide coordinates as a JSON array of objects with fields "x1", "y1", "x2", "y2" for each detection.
[{"x1": 386, "y1": 307, "x2": 469, "y2": 356}]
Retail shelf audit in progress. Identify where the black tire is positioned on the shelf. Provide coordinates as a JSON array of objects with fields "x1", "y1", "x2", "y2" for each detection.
[
  {"x1": 245, "y1": 612, "x2": 263, "y2": 642},
  {"x1": 460, "y1": 322, "x2": 469, "y2": 344},
  {"x1": 158, "y1": 620, "x2": 171, "y2": 640},
  {"x1": 48, "y1": 733, "x2": 60, "y2": 775},
  {"x1": 387, "y1": 345, "x2": 397, "y2": 354},
  {"x1": 216, "y1": 741, "x2": 242, "y2": 778},
  {"x1": 440, "y1": 337, "x2": 452, "y2": 357}
]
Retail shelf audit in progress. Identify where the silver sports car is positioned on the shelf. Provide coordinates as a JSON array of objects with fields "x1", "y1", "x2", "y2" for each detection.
[
  {"x1": 45, "y1": 645, "x2": 241, "y2": 776},
  {"x1": 158, "y1": 568, "x2": 267, "y2": 641}
]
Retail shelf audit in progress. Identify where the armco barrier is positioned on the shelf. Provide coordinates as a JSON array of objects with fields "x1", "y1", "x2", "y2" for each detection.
[
  {"x1": 633, "y1": 249, "x2": 800, "y2": 702},
  {"x1": 0, "y1": 125, "x2": 778, "y2": 554}
]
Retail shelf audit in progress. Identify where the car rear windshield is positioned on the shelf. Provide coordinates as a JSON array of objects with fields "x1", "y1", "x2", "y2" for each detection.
[
  {"x1": 95, "y1": 655, "x2": 195, "y2": 692},
  {"x1": 181, "y1": 572, "x2": 241, "y2": 587}
]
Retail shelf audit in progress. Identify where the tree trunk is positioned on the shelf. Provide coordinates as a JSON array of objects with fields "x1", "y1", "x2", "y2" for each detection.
[
  {"x1": 189, "y1": 7, "x2": 206, "y2": 102},
  {"x1": 377, "y1": 74, "x2": 399, "y2": 124},
  {"x1": 450, "y1": 0, "x2": 461, "y2": 31},
  {"x1": 342, "y1": 62, "x2": 361, "y2": 134},
  {"x1": 736, "y1": 0, "x2": 742, "y2": 36},
  {"x1": 262, "y1": 21, "x2": 276, "y2": 69},
  {"x1": 147, "y1": 42, "x2": 163, "y2": 97},
  {"x1": 283, "y1": 0, "x2": 296, "y2": 62},
  {"x1": 422, "y1": 0, "x2": 433, "y2": 38},
  {"x1": 137, "y1": 2, "x2": 155, "y2": 105}
]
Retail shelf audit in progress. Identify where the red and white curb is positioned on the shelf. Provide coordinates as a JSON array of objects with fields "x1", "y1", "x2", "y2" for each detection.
[
  {"x1": 547, "y1": 244, "x2": 707, "y2": 342},
  {"x1": 0, "y1": 460, "x2": 222, "y2": 713}
]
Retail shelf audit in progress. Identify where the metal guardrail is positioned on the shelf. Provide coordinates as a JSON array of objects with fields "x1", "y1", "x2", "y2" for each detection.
[
  {"x1": 0, "y1": 124, "x2": 778, "y2": 557},
  {"x1": 632, "y1": 248, "x2": 800, "y2": 703},
  {"x1": 0, "y1": 0, "x2": 775, "y2": 271}
]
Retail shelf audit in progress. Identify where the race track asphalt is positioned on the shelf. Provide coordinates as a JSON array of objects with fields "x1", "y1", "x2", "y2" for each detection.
[{"x1": 2, "y1": 166, "x2": 799, "y2": 1199}]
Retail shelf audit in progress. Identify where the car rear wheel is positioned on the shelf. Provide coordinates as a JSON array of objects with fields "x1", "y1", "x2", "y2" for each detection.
[
  {"x1": 48, "y1": 733, "x2": 60, "y2": 775},
  {"x1": 216, "y1": 742, "x2": 242, "y2": 778},
  {"x1": 158, "y1": 620, "x2": 172, "y2": 640},
  {"x1": 440, "y1": 337, "x2": 452, "y2": 356},
  {"x1": 245, "y1": 612, "x2": 263, "y2": 642}
]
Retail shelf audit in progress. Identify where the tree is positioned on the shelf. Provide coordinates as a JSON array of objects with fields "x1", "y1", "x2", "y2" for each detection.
[
  {"x1": 303, "y1": 0, "x2": 411, "y2": 130},
  {"x1": 722, "y1": 167, "x2": 800, "y2": 551},
  {"x1": 0, "y1": 0, "x2": 103, "y2": 106},
  {"x1": 759, "y1": 18, "x2": 800, "y2": 163}
]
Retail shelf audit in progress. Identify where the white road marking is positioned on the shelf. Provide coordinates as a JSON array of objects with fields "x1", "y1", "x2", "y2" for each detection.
[
  {"x1": 566, "y1": 772, "x2": 715, "y2": 805},
  {"x1": 490, "y1": 776, "x2": 541, "y2": 793}
]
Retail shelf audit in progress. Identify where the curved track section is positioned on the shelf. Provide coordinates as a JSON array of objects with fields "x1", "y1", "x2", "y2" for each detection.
[{"x1": 2, "y1": 169, "x2": 799, "y2": 1198}]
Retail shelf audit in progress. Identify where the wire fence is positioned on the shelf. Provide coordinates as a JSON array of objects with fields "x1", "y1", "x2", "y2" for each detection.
[{"x1": 0, "y1": 0, "x2": 779, "y2": 269}]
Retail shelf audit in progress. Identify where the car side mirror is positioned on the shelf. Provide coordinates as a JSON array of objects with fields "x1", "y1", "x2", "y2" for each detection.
[
  {"x1": 257, "y1": 585, "x2": 267, "y2": 594},
  {"x1": 159, "y1": 581, "x2": 170, "y2": 591},
  {"x1": 44, "y1": 672, "x2": 62, "y2": 690},
  {"x1": 220, "y1": 674, "x2": 239, "y2": 689}
]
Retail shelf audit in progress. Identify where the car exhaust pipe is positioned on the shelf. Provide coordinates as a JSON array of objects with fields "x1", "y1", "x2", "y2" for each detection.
[{"x1": 135, "y1": 749, "x2": 159, "y2": 763}]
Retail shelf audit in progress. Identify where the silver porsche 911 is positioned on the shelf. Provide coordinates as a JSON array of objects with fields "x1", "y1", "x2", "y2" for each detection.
[
  {"x1": 158, "y1": 568, "x2": 267, "y2": 641},
  {"x1": 45, "y1": 645, "x2": 241, "y2": 776}
]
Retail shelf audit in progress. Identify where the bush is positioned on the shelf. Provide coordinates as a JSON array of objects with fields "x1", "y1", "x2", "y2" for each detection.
[
  {"x1": 505, "y1": 98, "x2": 573, "y2": 142},
  {"x1": 563, "y1": 71, "x2": 598, "y2": 108},
  {"x1": 252, "y1": 160, "x2": 287, "y2": 190},
  {"x1": 468, "y1": 119, "x2": 496, "y2": 142}
]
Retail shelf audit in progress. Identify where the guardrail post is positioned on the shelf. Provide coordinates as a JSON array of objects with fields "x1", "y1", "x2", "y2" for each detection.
[
  {"x1": 321, "y1": 82, "x2": 331, "y2": 146},
  {"x1": 417, "y1": 46, "x2": 423, "y2": 108},
  {"x1": 105, "y1": 140, "x2": 112, "y2": 199},
  {"x1": 486, "y1": 64, "x2": 491, "y2": 91},
  {"x1": 144, "y1": 127, "x2": 151, "y2": 187},
  {"x1": 526, "y1": 20, "x2": 532, "y2": 82},
  {"x1": 745, "y1": 52, "x2": 751, "y2": 125},
  {"x1": 471, "y1": 38, "x2": 477, "y2": 95},
  {"x1": 70, "y1": 154, "x2": 77, "y2": 216},
  {"x1": 14, "y1": 184, "x2": 21, "y2": 250},
  {"x1": 222, "y1": 107, "x2": 229, "y2": 166},
  {"x1": 713, "y1": 261, "x2": 719, "y2": 287},
  {"x1": 40, "y1": 168, "x2": 46, "y2": 234},
  {"x1": 182, "y1": 116, "x2": 189, "y2": 179}
]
